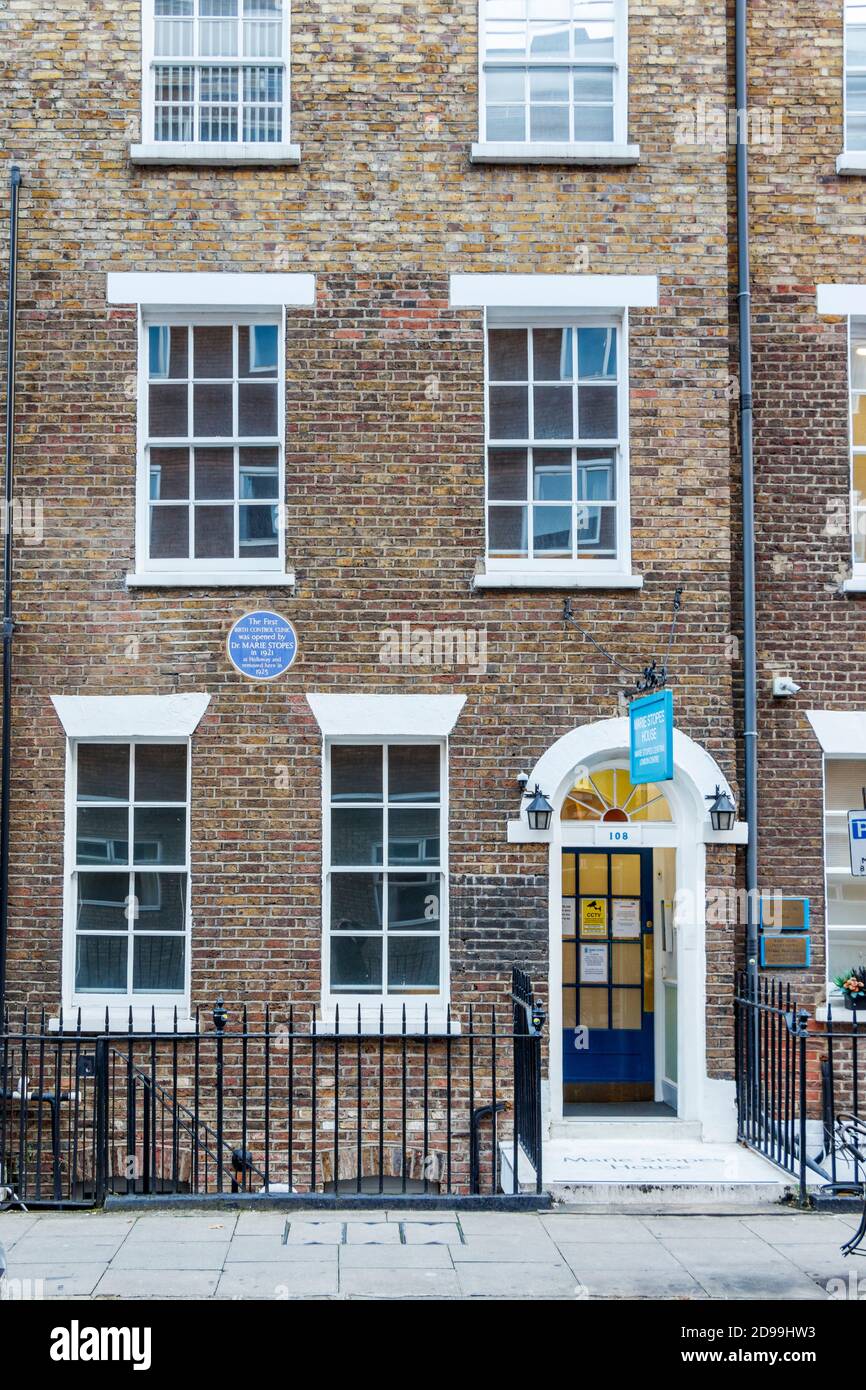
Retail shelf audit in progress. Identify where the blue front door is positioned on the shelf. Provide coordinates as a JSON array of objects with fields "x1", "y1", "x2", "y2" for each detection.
[{"x1": 561, "y1": 849, "x2": 655, "y2": 1103}]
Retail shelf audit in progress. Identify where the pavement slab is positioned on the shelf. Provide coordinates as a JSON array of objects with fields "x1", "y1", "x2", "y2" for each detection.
[
  {"x1": 95, "y1": 1269, "x2": 221, "y2": 1299},
  {"x1": 216, "y1": 1264, "x2": 338, "y2": 1299},
  {"x1": 456, "y1": 1261, "x2": 579, "y2": 1299},
  {"x1": 109, "y1": 1240, "x2": 231, "y2": 1270},
  {"x1": 338, "y1": 1244, "x2": 455, "y2": 1268},
  {"x1": 339, "y1": 1266, "x2": 461, "y2": 1298}
]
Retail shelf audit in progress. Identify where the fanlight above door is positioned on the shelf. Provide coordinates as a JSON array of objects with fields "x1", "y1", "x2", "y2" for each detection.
[{"x1": 560, "y1": 767, "x2": 672, "y2": 824}]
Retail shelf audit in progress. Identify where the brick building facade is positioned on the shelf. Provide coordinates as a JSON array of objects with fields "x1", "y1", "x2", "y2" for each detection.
[{"x1": 2, "y1": 0, "x2": 858, "y2": 1192}]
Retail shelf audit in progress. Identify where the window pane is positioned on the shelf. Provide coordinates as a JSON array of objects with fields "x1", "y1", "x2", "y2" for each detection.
[
  {"x1": 850, "y1": 337, "x2": 866, "y2": 388},
  {"x1": 150, "y1": 505, "x2": 190, "y2": 559},
  {"x1": 388, "y1": 936, "x2": 439, "y2": 992},
  {"x1": 330, "y1": 872, "x2": 384, "y2": 931},
  {"x1": 530, "y1": 103, "x2": 569, "y2": 140},
  {"x1": 193, "y1": 326, "x2": 233, "y2": 379},
  {"x1": 133, "y1": 936, "x2": 185, "y2": 992},
  {"x1": 133, "y1": 873, "x2": 187, "y2": 932},
  {"x1": 150, "y1": 448, "x2": 190, "y2": 500},
  {"x1": 149, "y1": 325, "x2": 187, "y2": 379},
  {"x1": 528, "y1": 21, "x2": 569, "y2": 55},
  {"x1": 77, "y1": 744, "x2": 129, "y2": 803},
  {"x1": 331, "y1": 808, "x2": 384, "y2": 865},
  {"x1": 135, "y1": 745, "x2": 187, "y2": 803},
  {"x1": 489, "y1": 448, "x2": 528, "y2": 500},
  {"x1": 612, "y1": 988, "x2": 641, "y2": 1029},
  {"x1": 489, "y1": 505, "x2": 528, "y2": 554},
  {"x1": 240, "y1": 446, "x2": 279, "y2": 497},
  {"x1": 825, "y1": 759, "x2": 866, "y2": 811},
  {"x1": 533, "y1": 449, "x2": 572, "y2": 499},
  {"x1": 389, "y1": 746, "x2": 440, "y2": 802},
  {"x1": 194, "y1": 505, "x2": 234, "y2": 558},
  {"x1": 194, "y1": 447, "x2": 234, "y2": 499},
  {"x1": 487, "y1": 105, "x2": 526, "y2": 140},
  {"x1": 239, "y1": 504, "x2": 278, "y2": 555},
  {"x1": 331, "y1": 746, "x2": 383, "y2": 802},
  {"x1": 534, "y1": 505, "x2": 571, "y2": 553},
  {"x1": 574, "y1": 104, "x2": 614, "y2": 140},
  {"x1": 388, "y1": 872, "x2": 440, "y2": 930},
  {"x1": 533, "y1": 328, "x2": 573, "y2": 381},
  {"x1": 388, "y1": 809, "x2": 440, "y2": 865},
  {"x1": 77, "y1": 808, "x2": 129, "y2": 865},
  {"x1": 612, "y1": 942, "x2": 641, "y2": 984},
  {"x1": 239, "y1": 382, "x2": 278, "y2": 435},
  {"x1": 489, "y1": 384, "x2": 529, "y2": 438},
  {"x1": 331, "y1": 935, "x2": 383, "y2": 991},
  {"x1": 578, "y1": 504, "x2": 616, "y2": 553},
  {"x1": 847, "y1": 25, "x2": 866, "y2": 64},
  {"x1": 577, "y1": 450, "x2": 616, "y2": 498},
  {"x1": 486, "y1": 21, "x2": 527, "y2": 58},
  {"x1": 133, "y1": 807, "x2": 186, "y2": 866},
  {"x1": 486, "y1": 68, "x2": 524, "y2": 101},
  {"x1": 149, "y1": 384, "x2": 188, "y2": 437},
  {"x1": 578, "y1": 384, "x2": 617, "y2": 437},
  {"x1": 488, "y1": 329, "x2": 528, "y2": 380},
  {"x1": 75, "y1": 936, "x2": 127, "y2": 993},
  {"x1": 533, "y1": 384, "x2": 573, "y2": 437},
  {"x1": 573, "y1": 65, "x2": 613, "y2": 101},
  {"x1": 529, "y1": 65, "x2": 569, "y2": 101},
  {"x1": 579, "y1": 988, "x2": 608, "y2": 1028},
  {"x1": 76, "y1": 873, "x2": 130, "y2": 932},
  {"x1": 239, "y1": 324, "x2": 279, "y2": 376},
  {"x1": 578, "y1": 327, "x2": 617, "y2": 379},
  {"x1": 193, "y1": 383, "x2": 233, "y2": 436}
]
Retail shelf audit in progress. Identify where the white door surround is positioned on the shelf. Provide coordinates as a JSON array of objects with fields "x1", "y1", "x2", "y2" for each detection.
[{"x1": 508, "y1": 718, "x2": 747, "y2": 1143}]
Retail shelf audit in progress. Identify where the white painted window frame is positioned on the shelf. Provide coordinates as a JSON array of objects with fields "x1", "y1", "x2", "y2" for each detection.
[
  {"x1": 134, "y1": 305, "x2": 287, "y2": 582},
  {"x1": 132, "y1": 0, "x2": 300, "y2": 165},
  {"x1": 849, "y1": 317, "x2": 866, "y2": 577},
  {"x1": 822, "y1": 752, "x2": 866, "y2": 1000},
  {"x1": 62, "y1": 736, "x2": 193, "y2": 1017},
  {"x1": 482, "y1": 306, "x2": 633, "y2": 580},
  {"x1": 472, "y1": 0, "x2": 638, "y2": 164},
  {"x1": 321, "y1": 737, "x2": 451, "y2": 1025}
]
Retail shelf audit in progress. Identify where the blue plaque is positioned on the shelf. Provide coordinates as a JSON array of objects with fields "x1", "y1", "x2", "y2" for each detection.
[
  {"x1": 629, "y1": 688, "x2": 673, "y2": 785},
  {"x1": 227, "y1": 611, "x2": 298, "y2": 681}
]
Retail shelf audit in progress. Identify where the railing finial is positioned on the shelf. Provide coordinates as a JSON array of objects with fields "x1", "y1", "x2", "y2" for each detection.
[{"x1": 213, "y1": 996, "x2": 227, "y2": 1033}]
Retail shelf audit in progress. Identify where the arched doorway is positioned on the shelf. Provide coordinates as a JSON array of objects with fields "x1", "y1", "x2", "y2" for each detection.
[{"x1": 508, "y1": 718, "x2": 744, "y2": 1140}]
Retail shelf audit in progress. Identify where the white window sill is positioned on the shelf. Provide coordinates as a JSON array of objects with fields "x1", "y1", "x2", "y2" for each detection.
[
  {"x1": 50, "y1": 1008, "x2": 198, "y2": 1034},
  {"x1": 842, "y1": 575, "x2": 866, "y2": 595},
  {"x1": 126, "y1": 570, "x2": 295, "y2": 589},
  {"x1": 471, "y1": 141, "x2": 640, "y2": 166},
  {"x1": 473, "y1": 568, "x2": 643, "y2": 591},
  {"x1": 318, "y1": 1007, "x2": 460, "y2": 1036},
  {"x1": 836, "y1": 152, "x2": 866, "y2": 175},
  {"x1": 130, "y1": 142, "x2": 301, "y2": 166}
]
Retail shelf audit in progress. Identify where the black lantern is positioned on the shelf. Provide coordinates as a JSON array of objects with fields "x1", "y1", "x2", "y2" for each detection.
[
  {"x1": 526, "y1": 785, "x2": 554, "y2": 831},
  {"x1": 706, "y1": 785, "x2": 736, "y2": 832}
]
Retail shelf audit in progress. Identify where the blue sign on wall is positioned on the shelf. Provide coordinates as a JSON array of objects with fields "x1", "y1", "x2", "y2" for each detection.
[
  {"x1": 227, "y1": 611, "x2": 298, "y2": 681},
  {"x1": 629, "y1": 688, "x2": 674, "y2": 785}
]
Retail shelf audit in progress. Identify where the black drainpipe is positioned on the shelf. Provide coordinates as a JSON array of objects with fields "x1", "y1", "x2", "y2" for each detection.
[
  {"x1": 0, "y1": 165, "x2": 21, "y2": 1020},
  {"x1": 734, "y1": 7, "x2": 758, "y2": 980}
]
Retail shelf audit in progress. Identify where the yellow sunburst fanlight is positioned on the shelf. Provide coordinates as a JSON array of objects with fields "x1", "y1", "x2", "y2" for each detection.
[{"x1": 560, "y1": 766, "x2": 672, "y2": 823}]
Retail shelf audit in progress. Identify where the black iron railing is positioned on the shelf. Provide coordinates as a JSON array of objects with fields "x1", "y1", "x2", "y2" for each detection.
[
  {"x1": 1, "y1": 977, "x2": 546, "y2": 1209},
  {"x1": 735, "y1": 971, "x2": 866, "y2": 1204}
]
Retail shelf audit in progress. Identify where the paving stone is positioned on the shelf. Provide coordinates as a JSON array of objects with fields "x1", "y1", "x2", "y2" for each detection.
[
  {"x1": 545, "y1": 1214, "x2": 662, "y2": 1243},
  {"x1": 234, "y1": 1211, "x2": 294, "y2": 1235},
  {"x1": 344, "y1": 1221, "x2": 400, "y2": 1244},
  {"x1": 284, "y1": 1220, "x2": 344, "y2": 1245},
  {"x1": 0, "y1": 1215, "x2": 41, "y2": 1246},
  {"x1": 95, "y1": 1269, "x2": 220, "y2": 1299},
  {"x1": 386, "y1": 1210, "x2": 458, "y2": 1222},
  {"x1": 4, "y1": 1236, "x2": 125, "y2": 1264},
  {"x1": 122, "y1": 1216, "x2": 236, "y2": 1242},
  {"x1": 340, "y1": 1266, "x2": 461, "y2": 1298},
  {"x1": 575, "y1": 1269, "x2": 708, "y2": 1300},
  {"x1": 450, "y1": 1233, "x2": 560, "y2": 1263},
  {"x1": 640, "y1": 1215, "x2": 756, "y2": 1239},
  {"x1": 339, "y1": 1243, "x2": 455, "y2": 1268},
  {"x1": 225, "y1": 1236, "x2": 339, "y2": 1264},
  {"x1": 557, "y1": 1241, "x2": 691, "y2": 1276},
  {"x1": 742, "y1": 1214, "x2": 856, "y2": 1244},
  {"x1": 402, "y1": 1222, "x2": 463, "y2": 1245},
  {"x1": 456, "y1": 1261, "x2": 579, "y2": 1299},
  {"x1": 109, "y1": 1240, "x2": 230, "y2": 1270},
  {"x1": 3, "y1": 1263, "x2": 103, "y2": 1298},
  {"x1": 216, "y1": 1264, "x2": 338, "y2": 1299}
]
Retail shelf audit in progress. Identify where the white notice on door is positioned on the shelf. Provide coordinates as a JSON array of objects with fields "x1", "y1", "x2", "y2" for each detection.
[
  {"x1": 612, "y1": 899, "x2": 641, "y2": 938},
  {"x1": 562, "y1": 899, "x2": 576, "y2": 933}
]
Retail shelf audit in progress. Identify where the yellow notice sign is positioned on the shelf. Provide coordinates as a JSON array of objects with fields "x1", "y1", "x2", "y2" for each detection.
[{"x1": 580, "y1": 897, "x2": 608, "y2": 938}]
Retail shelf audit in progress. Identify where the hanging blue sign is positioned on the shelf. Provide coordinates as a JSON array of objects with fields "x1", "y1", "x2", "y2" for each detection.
[
  {"x1": 629, "y1": 688, "x2": 673, "y2": 785},
  {"x1": 227, "y1": 611, "x2": 298, "y2": 681}
]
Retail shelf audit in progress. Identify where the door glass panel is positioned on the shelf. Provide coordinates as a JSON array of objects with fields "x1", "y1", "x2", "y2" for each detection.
[
  {"x1": 562, "y1": 987, "x2": 576, "y2": 1027},
  {"x1": 612, "y1": 989, "x2": 641, "y2": 1030},
  {"x1": 562, "y1": 940, "x2": 576, "y2": 981},
  {"x1": 578, "y1": 853, "x2": 607, "y2": 894},
  {"x1": 562, "y1": 854, "x2": 575, "y2": 896},
  {"x1": 579, "y1": 988, "x2": 608, "y2": 1028},
  {"x1": 610, "y1": 853, "x2": 640, "y2": 895},
  {"x1": 612, "y1": 942, "x2": 641, "y2": 984}
]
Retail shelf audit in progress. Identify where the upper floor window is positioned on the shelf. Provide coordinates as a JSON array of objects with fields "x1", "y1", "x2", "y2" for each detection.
[
  {"x1": 845, "y1": 2, "x2": 866, "y2": 151},
  {"x1": 849, "y1": 325, "x2": 866, "y2": 571},
  {"x1": 140, "y1": 315, "x2": 284, "y2": 577},
  {"x1": 324, "y1": 743, "x2": 447, "y2": 1004},
  {"x1": 485, "y1": 320, "x2": 628, "y2": 572},
  {"x1": 145, "y1": 0, "x2": 287, "y2": 147},
  {"x1": 69, "y1": 742, "x2": 190, "y2": 1005},
  {"x1": 479, "y1": 0, "x2": 625, "y2": 147}
]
